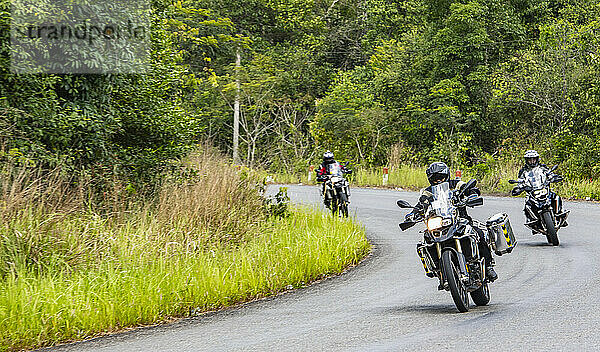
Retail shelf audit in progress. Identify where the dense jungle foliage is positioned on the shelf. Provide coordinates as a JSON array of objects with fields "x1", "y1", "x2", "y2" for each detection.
[{"x1": 1, "y1": 0, "x2": 599, "y2": 187}]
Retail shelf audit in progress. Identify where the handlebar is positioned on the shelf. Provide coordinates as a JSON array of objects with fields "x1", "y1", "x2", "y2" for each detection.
[{"x1": 399, "y1": 221, "x2": 416, "y2": 231}]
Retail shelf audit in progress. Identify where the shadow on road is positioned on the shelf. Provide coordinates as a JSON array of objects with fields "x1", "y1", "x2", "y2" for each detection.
[
  {"x1": 518, "y1": 241, "x2": 569, "y2": 248},
  {"x1": 384, "y1": 304, "x2": 460, "y2": 315},
  {"x1": 383, "y1": 302, "x2": 503, "y2": 317}
]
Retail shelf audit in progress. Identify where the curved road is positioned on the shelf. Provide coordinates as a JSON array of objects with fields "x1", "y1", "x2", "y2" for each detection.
[{"x1": 47, "y1": 185, "x2": 600, "y2": 351}]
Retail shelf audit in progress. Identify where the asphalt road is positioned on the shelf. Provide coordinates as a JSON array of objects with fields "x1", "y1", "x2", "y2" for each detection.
[{"x1": 46, "y1": 185, "x2": 600, "y2": 351}]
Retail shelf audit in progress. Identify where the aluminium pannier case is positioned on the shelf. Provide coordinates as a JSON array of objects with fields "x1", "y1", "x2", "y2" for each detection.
[{"x1": 486, "y1": 212, "x2": 517, "y2": 256}]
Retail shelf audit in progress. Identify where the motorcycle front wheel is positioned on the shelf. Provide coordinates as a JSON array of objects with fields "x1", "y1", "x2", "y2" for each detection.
[
  {"x1": 442, "y1": 250, "x2": 470, "y2": 312},
  {"x1": 330, "y1": 197, "x2": 338, "y2": 215},
  {"x1": 542, "y1": 211, "x2": 559, "y2": 246},
  {"x1": 338, "y1": 192, "x2": 349, "y2": 218}
]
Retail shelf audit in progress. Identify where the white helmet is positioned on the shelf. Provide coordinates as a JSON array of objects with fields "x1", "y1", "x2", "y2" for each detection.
[
  {"x1": 524, "y1": 150, "x2": 540, "y2": 167},
  {"x1": 323, "y1": 151, "x2": 334, "y2": 164}
]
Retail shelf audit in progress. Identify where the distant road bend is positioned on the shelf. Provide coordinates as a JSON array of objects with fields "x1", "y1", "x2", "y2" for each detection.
[{"x1": 47, "y1": 185, "x2": 600, "y2": 351}]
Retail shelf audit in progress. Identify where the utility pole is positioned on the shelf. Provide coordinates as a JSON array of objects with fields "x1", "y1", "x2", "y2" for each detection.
[{"x1": 233, "y1": 49, "x2": 241, "y2": 164}]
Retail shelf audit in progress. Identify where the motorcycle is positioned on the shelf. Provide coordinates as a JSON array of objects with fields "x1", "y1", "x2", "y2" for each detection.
[
  {"x1": 320, "y1": 162, "x2": 350, "y2": 217},
  {"x1": 397, "y1": 179, "x2": 515, "y2": 312},
  {"x1": 509, "y1": 165, "x2": 569, "y2": 246}
]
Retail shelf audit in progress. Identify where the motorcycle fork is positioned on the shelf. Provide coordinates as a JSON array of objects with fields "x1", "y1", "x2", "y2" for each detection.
[
  {"x1": 436, "y1": 244, "x2": 446, "y2": 289},
  {"x1": 454, "y1": 239, "x2": 470, "y2": 282},
  {"x1": 479, "y1": 257, "x2": 486, "y2": 282}
]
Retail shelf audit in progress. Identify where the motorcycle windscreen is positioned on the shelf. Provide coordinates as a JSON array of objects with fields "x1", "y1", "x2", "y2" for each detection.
[
  {"x1": 326, "y1": 162, "x2": 344, "y2": 178},
  {"x1": 523, "y1": 167, "x2": 547, "y2": 189},
  {"x1": 428, "y1": 182, "x2": 455, "y2": 218}
]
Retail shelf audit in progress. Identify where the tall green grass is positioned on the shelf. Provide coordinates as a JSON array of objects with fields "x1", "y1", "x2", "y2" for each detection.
[
  {"x1": 353, "y1": 166, "x2": 429, "y2": 190},
  {"x1": 270, "y1": 171, "x2": 313, "y2": 185},
  {"x1": 0, "y1": 152, "x2": 370, "y2": 351}
]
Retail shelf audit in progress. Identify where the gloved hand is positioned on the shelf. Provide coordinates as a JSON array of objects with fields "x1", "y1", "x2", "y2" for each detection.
[
  {"x1": 511, "y1": 186, "x2": 523, "y2": 196},
  {"x1": 404, "y1": 212, "x2": 416, "y2": 222}
]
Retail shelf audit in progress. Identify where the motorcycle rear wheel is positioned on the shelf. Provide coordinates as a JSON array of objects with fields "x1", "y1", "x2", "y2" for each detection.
[
  {"x1": 442, "y1": 250, "x2": 470, "y2": 312},
  {"x1": 542, "y1": 211, "x2": 559, "y2": 246},
  {"x1": 470, "y1": 281, "x2": 490, "y2": 306}
]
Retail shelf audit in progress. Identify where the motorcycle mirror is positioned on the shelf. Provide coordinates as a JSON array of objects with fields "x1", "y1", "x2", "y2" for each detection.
[
  {"x1": 508, "y1": 179, "x2": 518, "y2": 184},
  {"x1": 396, "y1": 200, "x2": 412, "y2": 209}
]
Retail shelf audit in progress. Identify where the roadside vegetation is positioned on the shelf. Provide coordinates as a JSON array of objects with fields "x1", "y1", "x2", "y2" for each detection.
[
  {"x1": 0, "y1": 152, "x2": 369, "y2": 351},
  {"x1": 269, "y1": 161, "x2": 600, "y2": 201}
]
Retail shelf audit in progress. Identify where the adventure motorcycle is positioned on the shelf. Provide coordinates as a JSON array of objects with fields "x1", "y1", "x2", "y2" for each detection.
[
  {"x1": 509, "y1": 165, "x2": 569, "y2": 246},
  {"x1": 321, "y1": 162, "x2": 350, "y2": 217},
  {"x1": 397, "y1": 179, "x2": 515, "y2": 312}
]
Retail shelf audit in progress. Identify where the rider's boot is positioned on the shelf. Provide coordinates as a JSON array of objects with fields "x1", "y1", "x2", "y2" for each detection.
[
  {"x1": 486, "y1": 266, "x2": 498, "y2": 282},
  {"x1": 475, "y1": 228, "x2": 499, "y2": 282}
]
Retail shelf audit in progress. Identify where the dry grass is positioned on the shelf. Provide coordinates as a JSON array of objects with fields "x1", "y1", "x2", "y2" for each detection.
[
  {"x1": 0, "y1": 150, "x2": 370, "y2": 351},
  {"x1": 0, "y1": 150, "x2": 268, "y2": 278},
  {"x1": 0, "y1": 167, "x2": 79, "y2": 219},
  {"x1": 155, "y1": 150, "x2": 266, "y2": 245}
]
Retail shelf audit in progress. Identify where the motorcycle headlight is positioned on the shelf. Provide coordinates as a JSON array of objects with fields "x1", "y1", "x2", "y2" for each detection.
[
  {"x1": 533, "y1": 189, "x2": 548, "y2": 198},
  {"x1": 331, "y1": 176, "x2": 341, "y2": 184},
  {"x1": 426, "y1": 217, "x2": 443, "y2": 231}
]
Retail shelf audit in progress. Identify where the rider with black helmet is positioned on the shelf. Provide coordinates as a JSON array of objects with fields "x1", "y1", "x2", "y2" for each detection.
[{"x1": 405, "y1": 162, "x2": 498, "y2": 282}]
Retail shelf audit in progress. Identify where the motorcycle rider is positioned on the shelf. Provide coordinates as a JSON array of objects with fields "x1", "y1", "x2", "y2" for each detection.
[
  {"x1": 511, "y1": 149, "x2": 567, "y2": 229},
  {"x1": 315, "y1": 151, "x2": 352, "y2": 208},
  {"x1": 405, "y1": 162, "x2": 498, "y2": 282}
]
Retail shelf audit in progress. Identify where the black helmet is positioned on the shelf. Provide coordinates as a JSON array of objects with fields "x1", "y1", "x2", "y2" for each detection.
[
  {"x1": 524, "y1": 150, "x2": 540, "y2": 167},
  {"x1": 323, "y1": 151, "x2": 334, "y2": 164},
  {"x1": 426, "y1": 162, "x2": 450, "y2": 185}
]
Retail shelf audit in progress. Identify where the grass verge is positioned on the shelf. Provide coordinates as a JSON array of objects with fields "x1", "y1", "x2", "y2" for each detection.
[{"x1": 0, "y1": 208, "x2": 368, "y2": 351}]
